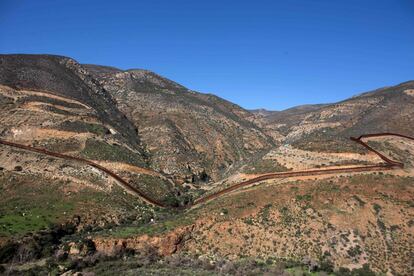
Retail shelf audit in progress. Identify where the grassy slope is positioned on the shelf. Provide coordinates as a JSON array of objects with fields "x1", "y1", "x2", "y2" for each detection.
[{"x1": 0, "y1": 171, "x2": 151, "y2": 238}]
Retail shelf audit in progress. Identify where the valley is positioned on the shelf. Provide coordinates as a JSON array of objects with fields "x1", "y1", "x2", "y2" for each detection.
[{"x1": 0, "y1": 54, "x2": 413, "y2": 275}]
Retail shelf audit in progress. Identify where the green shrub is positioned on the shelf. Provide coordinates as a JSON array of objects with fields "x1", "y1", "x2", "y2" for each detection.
[
  {"x1": 80, "y1": 139, "x2": 145, "y2": 167},
  {"x1": 58, "y1": 121, "x2": 109, "y2": 136},
  {"x1": 373, "y1": 203, "x2": 382, "y2": 215}
]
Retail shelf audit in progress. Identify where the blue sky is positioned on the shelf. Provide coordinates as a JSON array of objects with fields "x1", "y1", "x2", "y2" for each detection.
[{"x1": 1, "y1": 0, "x2": 413, "y2": 110}]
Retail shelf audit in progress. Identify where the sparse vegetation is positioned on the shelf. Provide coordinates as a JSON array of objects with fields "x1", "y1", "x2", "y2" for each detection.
[
  {"x1": 80, "y1": 139, "x2": 145, "y2": 166},
  {"x1": 57, "y1": 120, "x2": 109, "y2": 136},
  {"x1": 1, "y1": 54, "x2": 414, "y2": 275},
  {"x1": 243, "y1": 158, "x2": 289, "y2": 174}
]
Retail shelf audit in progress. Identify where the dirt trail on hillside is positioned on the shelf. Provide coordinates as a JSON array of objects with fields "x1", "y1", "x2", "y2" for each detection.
[{"x1": 0, "y1": 86, "x2": 92, "y2": 110}]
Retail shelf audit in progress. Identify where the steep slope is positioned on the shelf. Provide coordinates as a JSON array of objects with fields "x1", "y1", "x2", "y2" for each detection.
[
  {"x1": 85, "y1": 64, "x2": 274, "y2": 182},
  {"x1": 0, "y1": 54, "x2": 413, "y2": 275},
  {"x1": 0, "y1": 54, "x2": 143, "y2": 150},
  {"x1": 0, "y1": 54, "x2": 182, "y2": 239},
  {"x1": 260, "y1": 81, "x2": 414, "y2": 152},
  {"x1": 83, "y1": 133, "x2": 414, "y2": 275}
]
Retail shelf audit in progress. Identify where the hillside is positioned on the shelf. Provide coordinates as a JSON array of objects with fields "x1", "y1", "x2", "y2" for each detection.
[
  {"x1": 84, "y1": 64, "x2": 274, "y2": 182},
  {"x1": 251, "y1": 104, "x2": 328, "y2": 135},
  {"x1": 0, "y1": 54, "x2": 184, "y2": 240},
  {"x1": 0, "y1": 54, "x2": 143, "y2": 150},
  {"x1": 0, "y1": 54, "x2": 413, "y2": 275},
  {"x1": 0, "y1": 54, "x2": 273, "y2": 239},
  {"x1": 256, "y1": 82, "x2": 414, "y2": 153}
]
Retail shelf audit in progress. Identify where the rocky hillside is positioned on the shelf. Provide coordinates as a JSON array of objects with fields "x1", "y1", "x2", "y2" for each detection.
[
  {"x1": 0, "y1": 54, "x2": 184, "y2": 240},
  {"x1": 251, "y1": 104, "x2": 328, "y2": 135},
  {"x1": 0, "y1": 54, "x2": 143, "y2": 151},
  {"x1": 85, "y1": 64, "x2": 274, "y2": 182},
  {"x1": 1, "y1": 54, "x2": 413, "y2": 275},
  {"x1": 256, "y1": 81, "x2": 414, "y2": 153},
  {"x1": 0, "y1": 53, "x2": 274, "y2": 238}
]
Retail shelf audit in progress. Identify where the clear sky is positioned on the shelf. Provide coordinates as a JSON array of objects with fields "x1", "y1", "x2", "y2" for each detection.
[{"x1": 1, "y1": 0, "x2": 413, "y2": 110}]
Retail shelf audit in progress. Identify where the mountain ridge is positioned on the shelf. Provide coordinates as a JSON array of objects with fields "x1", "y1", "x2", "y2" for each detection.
[{"x1": 1, "y1": 53, "x2": 413, "y2": 275}]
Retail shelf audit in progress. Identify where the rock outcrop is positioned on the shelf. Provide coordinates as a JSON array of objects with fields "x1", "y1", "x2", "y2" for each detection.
[{"x1": 92, "y1": 225, "x2": 194, "y2": 256}]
